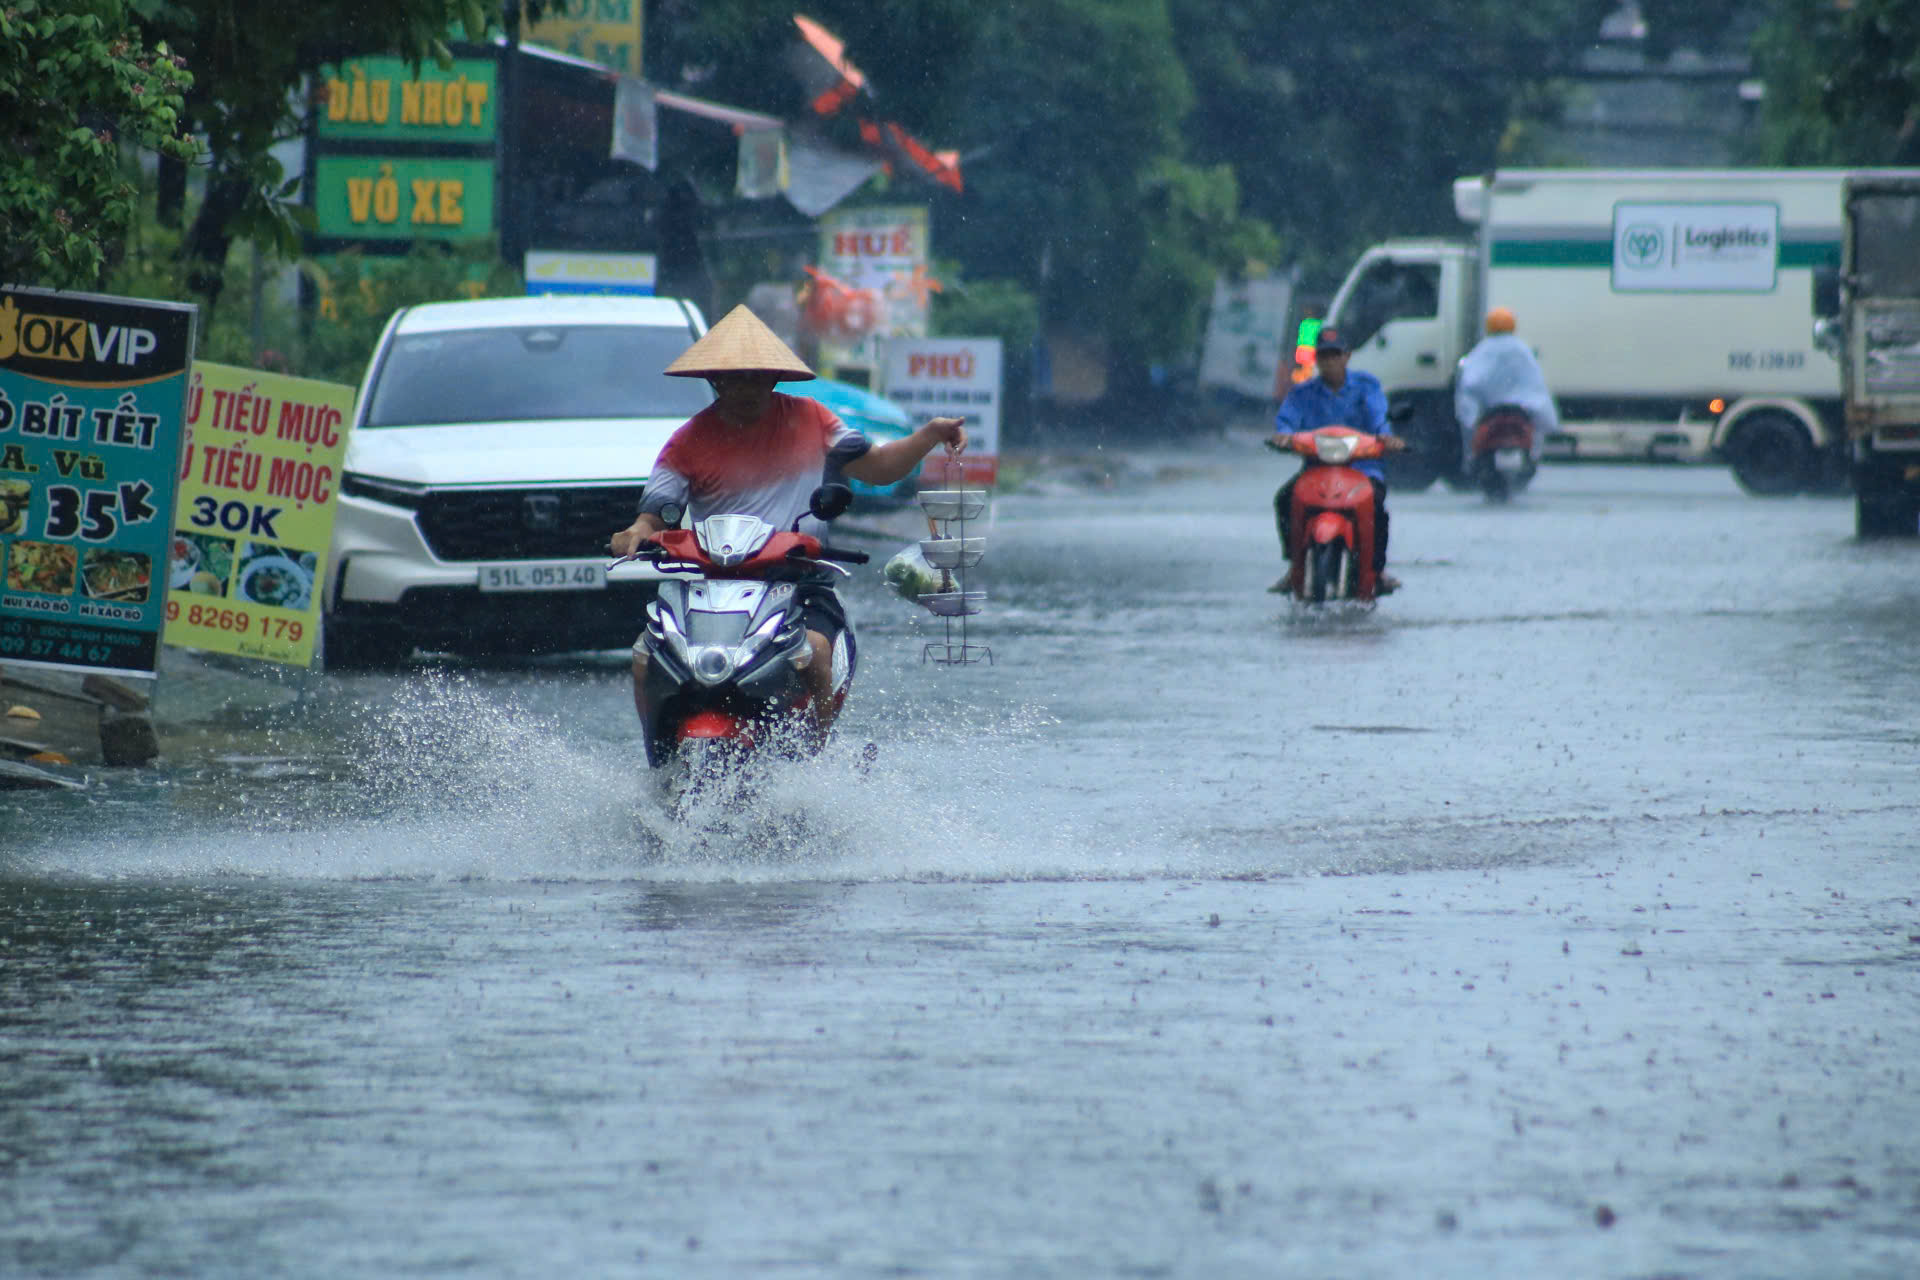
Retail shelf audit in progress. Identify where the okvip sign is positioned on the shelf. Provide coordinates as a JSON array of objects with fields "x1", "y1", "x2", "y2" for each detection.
[
  {"x1": 0, "y1": 287, "x2": 196, "y2": 678},
  {"x1": 882, "y1": 338, "x2": 1002, "y2": 487}
]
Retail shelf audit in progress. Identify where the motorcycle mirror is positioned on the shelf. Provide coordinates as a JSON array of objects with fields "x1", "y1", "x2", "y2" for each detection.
[
  {"x1": 808, "y1": 483, "x2": 853, "y2": 523},
  {"x1": 1387, "y1": 402, "x2": 1416, "y2": 426}
]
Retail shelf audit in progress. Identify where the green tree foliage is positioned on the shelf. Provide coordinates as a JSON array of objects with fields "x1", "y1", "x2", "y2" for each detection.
[
  {"x1": 652, "y1": 0, "x2": 1277, "y2": 386},
  {"x1": 1751, "y1": 0, "x2": 1920, "y2": 164},
  {"x1": 0, "y1": 0, "x2": 199, "y2": 287},
  {"x1": 949, "y1": 0, "x2": 1224, "y2": 384},
  {"x1": 1170, "y1": 0, "x2": 1615, "y2": 287},
  {"x1": 931, "y1": 271, "x2": 1039, "y2": 360},
  {"x1": 128, "y1": 0, "x2": 500, "y2": 315},
  {"x1": 297, "y1": 242, "x2": 521, "y2": 386},
  {"x1": 103, "y1": 170, "x2": 522, "y2": 382}
]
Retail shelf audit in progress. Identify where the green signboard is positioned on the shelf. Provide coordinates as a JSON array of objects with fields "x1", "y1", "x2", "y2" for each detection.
[
  {"x1": 316, "y1": 55, "x2": 498, "y2": 143},
  {"x1": 524, "y1": 0, "x2": 644, "y2": 75},
  {"x1": 312, "y1": 156, "x2": 496, "y2": 241}
]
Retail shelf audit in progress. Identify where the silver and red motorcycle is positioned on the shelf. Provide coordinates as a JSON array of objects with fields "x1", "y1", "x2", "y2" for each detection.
[{"x1": 613, "y1": 485, "x2": 868, "y2": 771}]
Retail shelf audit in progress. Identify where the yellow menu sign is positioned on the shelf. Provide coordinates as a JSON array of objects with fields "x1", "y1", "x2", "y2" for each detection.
[{"x1": 162, "y1": 363, "x2": 354, "y2": 667}]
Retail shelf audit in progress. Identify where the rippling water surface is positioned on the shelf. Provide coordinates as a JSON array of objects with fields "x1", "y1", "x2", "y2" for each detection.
[{"x1": 5, "y1": 453, "x2": 1918, "y2": 1277}]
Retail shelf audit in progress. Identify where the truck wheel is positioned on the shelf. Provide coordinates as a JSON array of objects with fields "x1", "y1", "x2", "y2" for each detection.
[
  {"x1": 1727, "y1": 412, "x2": 1812, "y2": 496},
  {"x1": 322, "y1": 616, "x2": 412, "y2": 669}
]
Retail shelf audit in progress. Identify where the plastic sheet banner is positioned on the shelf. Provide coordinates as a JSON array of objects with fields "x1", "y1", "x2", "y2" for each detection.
[
  {"x1": 162, "y1": 363, "x2": 354, "y2": 668},
  {"x1": 611, "y1": 75, "x2": 658, "y2": 169},
  {"x1": 736, "y1": 127, "x2": 789, "y2": 199},
  {"x1": 1198, "y1": 275, "x2": 1294, "y2": 401},
  {"x1": 0, "y1": 287, "x2": 196, "y2": 677}
]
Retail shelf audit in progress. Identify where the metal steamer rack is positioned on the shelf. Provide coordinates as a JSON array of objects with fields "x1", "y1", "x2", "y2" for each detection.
[{"x1": 916, "y1": 485, "x2": 992, "y2": 665}]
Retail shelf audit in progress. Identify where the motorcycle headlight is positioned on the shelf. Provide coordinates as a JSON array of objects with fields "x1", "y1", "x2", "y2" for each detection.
[
  {"x1": 691, "y1": 645, "x2": 735, "y2": 685},
  {"x1": 1314, "y1": 434, "x2": 1358, "y2": 465}
]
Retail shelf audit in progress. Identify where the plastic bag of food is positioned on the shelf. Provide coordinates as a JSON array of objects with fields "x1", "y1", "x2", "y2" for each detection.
[{"x1": 883, "y1": 545, "x2": 946, "y2": 600}]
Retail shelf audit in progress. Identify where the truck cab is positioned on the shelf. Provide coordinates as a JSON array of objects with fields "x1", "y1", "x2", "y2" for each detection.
[
  {"x1": 1324, "y1": 240, "x2": 1477, "y2": 490},
  {"x1": 1836, "y1": 176, "x2": 1920, "y2": 537}
]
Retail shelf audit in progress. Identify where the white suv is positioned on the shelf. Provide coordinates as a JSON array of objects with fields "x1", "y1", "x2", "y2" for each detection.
[{"x1": 323, "y1": 294, "x2": 709, "y2": 666}]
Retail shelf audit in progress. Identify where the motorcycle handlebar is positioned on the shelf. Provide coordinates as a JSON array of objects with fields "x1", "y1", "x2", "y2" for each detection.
[
  {"x1": 613, "y1": 543, "x2": 870, "y2": 571},
  {"x1": 607, "y1": 545, "x2": 663, "y2": 569}
]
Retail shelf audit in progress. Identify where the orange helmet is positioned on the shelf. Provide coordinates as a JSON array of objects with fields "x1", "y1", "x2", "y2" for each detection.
[{"x1": 1486, "y1": 306, "x2": 1517, "y2": 335}]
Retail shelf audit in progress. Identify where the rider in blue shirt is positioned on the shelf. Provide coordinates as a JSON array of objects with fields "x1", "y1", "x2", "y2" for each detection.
[{"x1": 1270, "y1": 326, "x2": 1402, "y2": 592}]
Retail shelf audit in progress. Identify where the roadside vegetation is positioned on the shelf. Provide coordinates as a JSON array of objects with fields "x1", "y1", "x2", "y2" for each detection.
[{"x1": 5, "y1": 0, "x2": 1917, "y2": 392}]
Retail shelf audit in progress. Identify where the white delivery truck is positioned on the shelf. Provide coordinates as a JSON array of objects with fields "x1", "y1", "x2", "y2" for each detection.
[{"x1": 1323, "y1": 168, "x2": 1920, "y2": 495}]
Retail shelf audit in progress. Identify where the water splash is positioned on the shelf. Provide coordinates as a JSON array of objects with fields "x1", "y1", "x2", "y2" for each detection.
[{"x1": 6, "y1": 674, "x2": 1115, "y2": 884}]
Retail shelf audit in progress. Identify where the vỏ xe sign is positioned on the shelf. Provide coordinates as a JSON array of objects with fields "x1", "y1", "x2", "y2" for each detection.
[{"x1": 312, "y1": 157, "x2": 495, "y2": 241}]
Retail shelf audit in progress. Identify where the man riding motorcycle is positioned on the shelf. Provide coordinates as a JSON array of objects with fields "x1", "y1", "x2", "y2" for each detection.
[
  {"x1": 1269, "y1": 326, "x2": 1406, "y2": 593},
  {"x1": 1454, "y1": 307, "x2": 1558, "y2": 474},
  {"x1": 610, "y1": 305, "x2": 966, "y2": 742}
]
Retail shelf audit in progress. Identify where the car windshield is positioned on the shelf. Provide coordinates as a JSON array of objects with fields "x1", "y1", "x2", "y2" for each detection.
[{"x1": 364, "y1": 324, "x2": 715, "y2": 426}]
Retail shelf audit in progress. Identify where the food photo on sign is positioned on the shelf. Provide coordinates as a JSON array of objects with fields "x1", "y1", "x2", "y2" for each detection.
[
  {"x1": 79, "y1": 549, "x2": 153, "y2": 604},
  {"x1": 6, "y1": 541, "x2": 79, "y2": 596},
  {"x1": 236, "y1": 542, "x2": 316, "y2": 612},
  {"x1": 169, "y1": 531, "x2": 235, "y2": 597},
  {"x1": 0, "y1": 478, "x2": 29, "y2": 535}
]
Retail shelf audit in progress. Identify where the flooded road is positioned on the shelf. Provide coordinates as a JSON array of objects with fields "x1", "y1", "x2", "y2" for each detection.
[{"x1": 6, "y1": 445, "x2": 1919, "y2": 1277}]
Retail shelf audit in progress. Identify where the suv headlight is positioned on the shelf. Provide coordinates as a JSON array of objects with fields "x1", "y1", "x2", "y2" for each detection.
[{"x1": 341, "y1": 473, "x2": 427, "y2": 508}]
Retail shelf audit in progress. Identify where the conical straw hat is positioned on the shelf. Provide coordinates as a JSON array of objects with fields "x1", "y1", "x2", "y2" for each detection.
[{"x1": 664, "y1": 304, "x2": 815, "y2": 379}]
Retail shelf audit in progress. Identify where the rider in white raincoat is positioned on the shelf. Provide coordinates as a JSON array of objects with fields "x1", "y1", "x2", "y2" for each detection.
[{"x1": 1454, "y1": 307, "x2": 1559, "y2": 465}]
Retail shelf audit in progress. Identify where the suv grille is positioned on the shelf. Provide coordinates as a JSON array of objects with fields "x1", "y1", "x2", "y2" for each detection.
[{"x1": 416, "y1": 485, "x2": 645, "y2": 561}]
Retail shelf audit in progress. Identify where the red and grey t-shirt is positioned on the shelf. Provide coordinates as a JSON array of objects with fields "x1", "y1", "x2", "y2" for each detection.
[{"x1": 639, "y1": 393, "x2": 870, "y2": 527}]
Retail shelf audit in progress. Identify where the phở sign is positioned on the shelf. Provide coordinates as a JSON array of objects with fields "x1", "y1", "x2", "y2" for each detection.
[{"x1": 882, "y1": 337, "x2": 1001, "y2": 487}]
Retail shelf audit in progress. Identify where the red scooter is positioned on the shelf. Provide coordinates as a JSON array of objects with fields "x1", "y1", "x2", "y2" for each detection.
[
  {"x1": 1268, "y1": 426, "x2": 1404, "y2": 605},
  {"x1": 1466, "y1": 405, "x2": 1537, "y2": 502}
]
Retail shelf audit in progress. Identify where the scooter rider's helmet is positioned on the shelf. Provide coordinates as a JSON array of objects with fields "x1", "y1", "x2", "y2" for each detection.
[{"x1": 1485, "y1": 306, "x2": 1517, "y2": 335}]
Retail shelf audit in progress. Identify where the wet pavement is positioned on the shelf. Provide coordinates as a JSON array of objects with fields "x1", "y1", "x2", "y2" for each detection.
[{"x1": 4, "y1": 443, "x2": 1918, "y2": 1277}]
